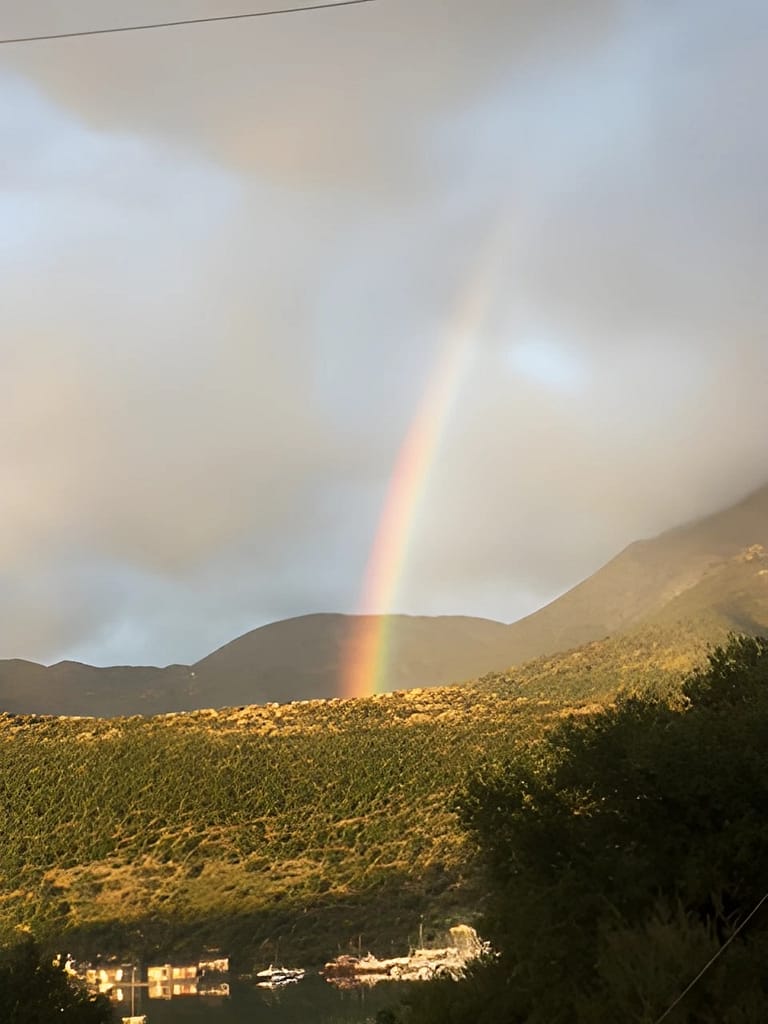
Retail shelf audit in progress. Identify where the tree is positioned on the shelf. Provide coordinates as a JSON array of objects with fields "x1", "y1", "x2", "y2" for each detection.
[
  {"x1": 0, "y1": 938, "x2": 113, "y2": 1024},
  {"x1": 403, "y1": 635, "x2": 768, "y2": 1023}
]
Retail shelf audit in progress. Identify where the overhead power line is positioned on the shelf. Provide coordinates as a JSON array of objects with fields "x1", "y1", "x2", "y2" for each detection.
[
  {"x1": 653, "y1": 891, "x2": 768, "y2": 1024},
  {"x1": 0, "y1": 0, "x2": 377, "y2": 46}
]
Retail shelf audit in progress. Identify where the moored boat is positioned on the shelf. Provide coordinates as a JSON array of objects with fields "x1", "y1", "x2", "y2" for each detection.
[{"x1": 255, "y1": 964, "x2": 305, "y2": 986}]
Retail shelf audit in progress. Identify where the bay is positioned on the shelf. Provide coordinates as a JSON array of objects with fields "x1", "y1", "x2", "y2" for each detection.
[{"x1": 112, "y1": 975, "x2": 409, "y2": 1024}]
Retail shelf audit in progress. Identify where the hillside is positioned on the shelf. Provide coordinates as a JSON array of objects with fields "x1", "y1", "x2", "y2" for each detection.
[
  {"x1": 192, "y1": 612, "x2": 515, "y2": 703},
  {"x1": 500, "y1": 482, "x2": 768, "y2": 662},
  {"x1": 2, "y1": 483, "x2": 768, "y2": 717},
  {"x1": 642, "y1": 542, "x2": 768, "y2": 635},
  {"x1": 2, "y1": 604, "x2": 766, "y2": 965},
  {"x1": 0, "y1": 685, "x2": 552, "y2": 966},
  {"x1": 0, "y1": 616, "x2": 745, "y2": 968},
  {"x1": 479, "y1": 546, "x2": 768, "y2": 705}
]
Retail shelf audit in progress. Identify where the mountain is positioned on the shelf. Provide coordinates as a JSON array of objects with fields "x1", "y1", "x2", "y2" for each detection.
[
  {"x1": 192, "y1": 611, "x2": 513, "y2": 700},
  {"x1": 640, "y1": 542, "x2": 768, "y2": 635},
  {"x1": 0, "y1": 614, "x2": 515, "y2": 717},
  {"x1": 0, "y1": 659, "x2": 196, "y2": 718},
  {"x1": 2, "y1": 482, "x2": 768, "y2": 717},
  {"x1": 501, "y1": 482, "x2": 768, "y2": 661},
  {"x1": 478, "y1": 552, "x2": 768, "y2": 708}
]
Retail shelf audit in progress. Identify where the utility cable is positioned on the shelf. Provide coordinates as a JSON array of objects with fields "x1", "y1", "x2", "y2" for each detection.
[
  {"x1": 653, "y1": 891, "x2": 768, "y2": 1023},
  {"x1": 0, "y1": 0, "x2": 377, "y2": 46}
]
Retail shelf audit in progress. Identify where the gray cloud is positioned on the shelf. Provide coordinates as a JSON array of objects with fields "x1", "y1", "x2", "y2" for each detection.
[
  {"x1": 1, "y1": 1, "x2": 767, "y2": 663},
  {"x1": 4, "y1": 1, "x2": 613, "y2": 189}
]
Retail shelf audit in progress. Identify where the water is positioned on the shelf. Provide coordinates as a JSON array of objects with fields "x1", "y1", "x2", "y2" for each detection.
[{"x1": 112, "y1": 975, "x2": 409, "y2": 1024}]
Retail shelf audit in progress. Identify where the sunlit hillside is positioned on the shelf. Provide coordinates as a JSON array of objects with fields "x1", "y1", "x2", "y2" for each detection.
[
  {"x1": 0, "y1": 615, "x2": 731, "y2": 968},
  {"x1": 3, "y1": 544, "x2": 767, "y2": 967},
  {"x1": 0, "y1": 686, "x2": 543, "y2": 967}
]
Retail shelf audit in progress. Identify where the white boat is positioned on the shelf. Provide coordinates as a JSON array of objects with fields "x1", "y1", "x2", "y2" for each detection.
[{"x1": 255, "y1": 964, "x2": 305, "y2": 986}]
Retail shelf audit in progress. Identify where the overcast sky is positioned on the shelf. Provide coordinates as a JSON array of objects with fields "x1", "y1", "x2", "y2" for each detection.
[{"x1": 2, "y1": 0, "x2": 768, "y2": 666}]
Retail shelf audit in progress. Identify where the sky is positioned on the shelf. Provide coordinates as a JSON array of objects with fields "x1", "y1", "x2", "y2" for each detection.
[{"x1": 2, "y1": 0, "x2": 768, "y2": 666}]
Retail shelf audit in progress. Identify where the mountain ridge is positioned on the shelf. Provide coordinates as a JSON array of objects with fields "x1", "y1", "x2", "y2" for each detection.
[
  {"x1": 501, "y1": 481, "x2": 768, "y2": 661},
  {"x1": 2, "y1": 481, "x2": 768, "y2": 716}
]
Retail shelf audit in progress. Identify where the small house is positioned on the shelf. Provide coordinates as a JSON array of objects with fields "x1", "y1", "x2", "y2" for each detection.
[{"x1": 147, "y1": 963, "x2": 199, "y2": 999}]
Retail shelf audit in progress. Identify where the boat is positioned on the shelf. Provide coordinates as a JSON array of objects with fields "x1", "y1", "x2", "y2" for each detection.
[
  {"x1": 323, "y1": 925, "x2": 487, "y2": 988},
  {"x1": 255, "y1": 964, "x2": 305, "y2": 987}
]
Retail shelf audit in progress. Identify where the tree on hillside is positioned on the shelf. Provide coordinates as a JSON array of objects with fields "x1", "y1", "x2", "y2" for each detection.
[
  {"x1": 402, "y1": 635, "x2": 768, "y2": 1024},
  {"x1": 0, "y1": 938, "x2": 113, "y2": 1024}
]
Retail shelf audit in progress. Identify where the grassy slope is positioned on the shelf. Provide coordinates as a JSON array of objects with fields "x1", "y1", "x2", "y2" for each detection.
[
  {"x1": 4, "y1": 552, "x2": 767, "y2": 969},
  {"x1": 0, "y1": 617, "x2": 715, "y2": 968},
  {"x1": 0, "y1": 688, "x2": 550, "y2": 968}
]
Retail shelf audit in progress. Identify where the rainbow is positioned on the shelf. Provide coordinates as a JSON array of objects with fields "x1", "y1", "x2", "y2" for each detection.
[{"x1": 342, "y1": 227, "x2": 508, "y2": 698}]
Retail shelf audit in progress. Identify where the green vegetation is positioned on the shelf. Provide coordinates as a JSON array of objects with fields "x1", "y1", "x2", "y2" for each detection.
[
  {"x1": 478, "y1": 621, "x2": 721, "y2": 704},
  {"x1": 0, "y1": 687, "x2": 550, "y2": 966},
  {"x1": 0, "y1": 619, "x2": 759, "y2": 988},
  {"x1": 0, "y1": 938, "x2": 112, "y2": 1023},
  {"x1": 399, "y1": 635, "x2": 768, "y2": 1023}
]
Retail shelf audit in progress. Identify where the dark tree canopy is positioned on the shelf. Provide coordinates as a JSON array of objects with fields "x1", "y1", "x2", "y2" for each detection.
[
  {"x1": 402, "y1": 635, "x2": 768, "y2": 1024},
  {"x1": 0, "y1": 938, "x2": 113, "y2": 1024}
]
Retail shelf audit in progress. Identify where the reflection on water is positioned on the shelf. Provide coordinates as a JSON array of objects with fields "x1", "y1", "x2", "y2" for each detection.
[{"x1": 113, "y1": 975, "x2": 409, "y2": 1024}]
